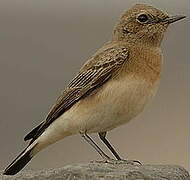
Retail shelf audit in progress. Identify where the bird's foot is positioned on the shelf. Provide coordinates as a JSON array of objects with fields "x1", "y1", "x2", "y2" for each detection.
[
  {"x1": 91, "y1": 158, "x2": 142, "y2": 165},
  {"x1": 113, "y1": 159, "x2": 142, "y2": 165}
]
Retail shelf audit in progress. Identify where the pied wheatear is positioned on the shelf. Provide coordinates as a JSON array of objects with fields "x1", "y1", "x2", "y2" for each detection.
[{"x1": 3, "y1": 4, "x2": 185, "y2": 175}]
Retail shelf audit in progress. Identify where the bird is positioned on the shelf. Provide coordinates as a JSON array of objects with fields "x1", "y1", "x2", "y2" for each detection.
[{"x1": 3, "y1": 4, "x2": 185, "y2": 175}]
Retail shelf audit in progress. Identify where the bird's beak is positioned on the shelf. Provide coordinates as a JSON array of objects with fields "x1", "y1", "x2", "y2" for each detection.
[{"x1": 162, "y1": 15, "x2": 186, "y2": 24}]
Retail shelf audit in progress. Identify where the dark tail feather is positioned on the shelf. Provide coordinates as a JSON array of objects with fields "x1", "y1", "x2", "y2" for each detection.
[
  {"x1": 3, "y1": 142, "x2": 38, "y2": 175},
  {"x1": 24, "y1": 122, "x2": 44, "y2": 141}
]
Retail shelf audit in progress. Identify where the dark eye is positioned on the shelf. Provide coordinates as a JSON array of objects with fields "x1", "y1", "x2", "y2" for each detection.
[{"x1": 137, "y1": 14, "x2": 149, "y2": 23}]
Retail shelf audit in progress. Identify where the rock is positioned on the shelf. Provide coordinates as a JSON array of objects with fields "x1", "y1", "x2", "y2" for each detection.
[{"x1": 1, "y1": 162, "x2": 190, "y2": 180}]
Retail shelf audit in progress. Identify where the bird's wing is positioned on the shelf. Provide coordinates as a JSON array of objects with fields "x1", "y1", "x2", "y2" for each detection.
[{"x1": 25, "y1": 46, "x2": 129, "y2": 142}]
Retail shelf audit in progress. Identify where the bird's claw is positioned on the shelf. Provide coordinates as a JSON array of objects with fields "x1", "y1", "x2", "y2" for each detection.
[{"x1": 90, "y1": 158, "x2": 142, "y2": 165}]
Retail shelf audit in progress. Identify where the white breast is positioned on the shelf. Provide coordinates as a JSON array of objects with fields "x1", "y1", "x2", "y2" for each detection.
[
  {"x1": 38, "y1": 75, "x2": 159, "y2": 147},
  {"x1": 80, "y1": 75, "x2": 159, "y2": 133},
  {"x1": 59, "y1": 75, "x2": 158, "y2": 133}
]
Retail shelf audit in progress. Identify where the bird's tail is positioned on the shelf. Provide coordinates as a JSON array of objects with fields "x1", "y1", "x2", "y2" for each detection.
[{"x1": 3, "y1": 141, "x2": 39, "y2": 175}]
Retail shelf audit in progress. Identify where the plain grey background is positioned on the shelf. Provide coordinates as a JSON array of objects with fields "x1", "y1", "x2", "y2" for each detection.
[{"x1": 0, "y1": 0, "x2": 189, "y2": 172}]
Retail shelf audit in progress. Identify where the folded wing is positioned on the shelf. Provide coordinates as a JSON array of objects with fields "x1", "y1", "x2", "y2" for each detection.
[{"x1": 25, "y1": 46, "x2": 129, "y2": 143}]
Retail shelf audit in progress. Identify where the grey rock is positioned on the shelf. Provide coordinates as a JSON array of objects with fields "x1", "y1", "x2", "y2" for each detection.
[{"x1": 1, "y1": 162, "x2": 190, "y2": 180}]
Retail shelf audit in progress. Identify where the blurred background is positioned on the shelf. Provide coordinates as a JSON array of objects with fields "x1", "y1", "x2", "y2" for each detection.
[{"x1": 0, "y1": 0, "x2": 189, "y2": 173}]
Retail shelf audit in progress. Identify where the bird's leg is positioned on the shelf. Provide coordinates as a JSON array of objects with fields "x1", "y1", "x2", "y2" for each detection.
[
  {"x1": 98, "y1": 132, "x2": 121, "y2": 160},
  {"x1": 99, "y1": 132, "x2": 142, "y2": 165},
  {"x1": 80, "y1": 132, "x2": 112, "y2": 161}
]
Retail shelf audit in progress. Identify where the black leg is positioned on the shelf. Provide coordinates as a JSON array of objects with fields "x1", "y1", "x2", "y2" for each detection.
[
  {"x1": 80, "y1": 132, "x2": 111, "y2": 160},
  {"x1": 98, "y1": 132, "x2": 122, "y2": 160}
]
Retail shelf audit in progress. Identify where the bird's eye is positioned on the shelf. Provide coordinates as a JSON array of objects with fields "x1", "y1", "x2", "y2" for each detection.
[{"x1": 137, "y1": 14, "x2": 149, "y2": 23}]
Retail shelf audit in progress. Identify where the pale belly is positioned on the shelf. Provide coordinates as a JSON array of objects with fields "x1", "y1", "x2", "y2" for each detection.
[
  {"x1": 71, "y1": 76, "x2": 159, "y2": 133},
  {"x1": 38, "y1": 75, "x2": 159, "y2": 147}
]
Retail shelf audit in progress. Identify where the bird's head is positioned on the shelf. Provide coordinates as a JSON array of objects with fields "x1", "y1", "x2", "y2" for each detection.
[{"x1": 113, "y1": 4, "x2": 186, "y2": 46}]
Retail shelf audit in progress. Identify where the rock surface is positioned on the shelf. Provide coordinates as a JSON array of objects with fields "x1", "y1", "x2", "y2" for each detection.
[{"x1": 1, "y1": 162, "x2": 190, "y2": 180}]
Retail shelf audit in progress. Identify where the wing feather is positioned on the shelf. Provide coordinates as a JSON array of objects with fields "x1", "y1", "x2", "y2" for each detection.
[{"x1": 26, "y1": 46, "x2": 129, "y2": 142}]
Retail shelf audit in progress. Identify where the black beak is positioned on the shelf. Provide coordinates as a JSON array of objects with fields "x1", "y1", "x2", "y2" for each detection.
[{"x1": 162, "y1": 15, "x2": 186, "y2": 24}]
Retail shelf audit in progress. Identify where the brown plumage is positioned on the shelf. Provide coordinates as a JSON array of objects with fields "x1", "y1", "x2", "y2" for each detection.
[{"x1": 4, "y1": 4, "x2": 185, "y2": 175}]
